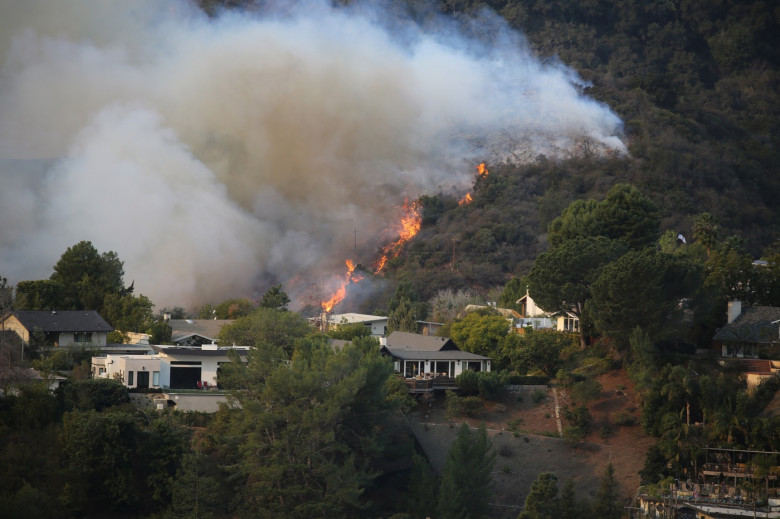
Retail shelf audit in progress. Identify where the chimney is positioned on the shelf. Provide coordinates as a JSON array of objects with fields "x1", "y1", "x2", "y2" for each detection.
[{"x1": 727, "y1": 300, "x2": 742, "y2": 324}]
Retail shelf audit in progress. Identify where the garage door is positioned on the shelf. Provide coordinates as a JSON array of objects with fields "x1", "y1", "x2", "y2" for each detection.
[{"x1": 170, "y1": 366, "x2": 201, "y2": 389}]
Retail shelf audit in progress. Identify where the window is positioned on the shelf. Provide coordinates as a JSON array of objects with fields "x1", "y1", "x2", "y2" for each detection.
[
  {"x1": 74, "y1": 332, "x2": 93, "y2": 343},
  {"x1": 153, "y1": 371, "x2": 160, "y2": 386},
  {"x1": 128, "y1": 371, "x2": 134, "y2": 386}
]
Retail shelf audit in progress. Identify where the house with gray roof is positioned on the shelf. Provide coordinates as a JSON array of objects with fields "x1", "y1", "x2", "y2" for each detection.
[
  {"x1": 1, "y1": 310, "x2": 113, "y2": 349},
  {"x1": 713, "y1": 301, "x2": 780, "y2": 358},
  {"x1": 381, "y1": 331, "x2": 491, "y2": 384}
]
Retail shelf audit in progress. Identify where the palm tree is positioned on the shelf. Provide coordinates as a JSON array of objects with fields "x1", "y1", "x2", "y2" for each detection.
[{"x1": 693, "y1": 212, "x2": 718, "y2": 258}]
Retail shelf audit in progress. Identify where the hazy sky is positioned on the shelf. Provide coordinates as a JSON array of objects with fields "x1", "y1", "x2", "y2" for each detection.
[{"x1": 0, "y1": 0, "x2": 625, "y2": 309}]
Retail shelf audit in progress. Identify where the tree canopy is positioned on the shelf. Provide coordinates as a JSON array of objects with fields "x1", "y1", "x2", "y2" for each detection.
[
  {"x1": 49, "y1": 241, "x2": 131, "y2": 314},
  {"x1": 527, "y1": 236, "x2": 627, "y2": 348}
]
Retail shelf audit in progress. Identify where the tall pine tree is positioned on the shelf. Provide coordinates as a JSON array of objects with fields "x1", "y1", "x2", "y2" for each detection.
[{"x1": 436, "y1": 423, "x2": 495, "y2": 519}]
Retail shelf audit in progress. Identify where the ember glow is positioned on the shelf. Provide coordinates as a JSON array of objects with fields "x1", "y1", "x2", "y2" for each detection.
[
  {"x1": 321, "y1": 259, "x2": 363, "y2": 313},
  {"x1": 374, "y1": 199, "x2": 422, "y2": 273}
]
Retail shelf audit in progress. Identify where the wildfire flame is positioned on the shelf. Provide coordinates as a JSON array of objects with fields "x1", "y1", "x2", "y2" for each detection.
[
  {"x1": 477, "y1": 162, "x2": 488, "y2": 177},
  {"x1": 374, "y1": 198, "x2": 422, "y2": 273},
  {"x1": 321, "y1": 259, "x2": 363, "y2": 313},
  {"x1": 458, "y1": 162, "x2": 488, "y2": 206}
]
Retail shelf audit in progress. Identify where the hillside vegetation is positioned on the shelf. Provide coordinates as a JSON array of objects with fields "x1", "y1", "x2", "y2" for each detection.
[{"x1": 368, "y1": 0, "x2": 780, "y2": 300}]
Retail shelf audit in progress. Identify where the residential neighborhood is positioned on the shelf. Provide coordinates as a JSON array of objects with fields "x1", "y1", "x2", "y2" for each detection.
[{"x1": 1, "y1": 0, "x2": 779, "y2": 518}]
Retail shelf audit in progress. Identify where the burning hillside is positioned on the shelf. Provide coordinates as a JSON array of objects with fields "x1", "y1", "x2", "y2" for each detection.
[{"x1": 0, "y1": 1, "x2": 626, "y2": 308}]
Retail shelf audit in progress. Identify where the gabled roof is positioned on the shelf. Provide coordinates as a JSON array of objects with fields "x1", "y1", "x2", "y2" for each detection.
[
  {"x1": 328, "y1": 313, "x2": 388, "y2": 324},
  {"x1": 7, "y1": 310, "x2": 113, "y2": 333},
  {"x1": 169, "y1": 319, "x2": 232, "y2": 344},
  {"x1": 380, "y1": 347, "x2": 490, "y2": 361},
  {"x1": 385, "y1": 331, "x2": 457, "y2": 351},
  {"x1": 713, "y1": 306, "x2": 780, "y2": 343}
]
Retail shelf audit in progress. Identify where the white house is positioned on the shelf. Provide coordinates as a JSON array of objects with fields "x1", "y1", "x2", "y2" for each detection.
[
  {"x1": 92, "y1": 344, "x2": 249, "y2": 390},
  {"x1": 515, "y1": 291, "x2": 579, "y2": 333},
  {"x1": 92, "y1": 354, "x2": 162, "y2": 389},
  {"x1": 312, "y1": 313, "x2": 389, "y2": 337}
]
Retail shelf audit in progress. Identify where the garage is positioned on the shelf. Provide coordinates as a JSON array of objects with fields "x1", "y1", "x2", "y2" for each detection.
[{"x1": 169, "y1": 361, "x2": 201, "y2": 389}]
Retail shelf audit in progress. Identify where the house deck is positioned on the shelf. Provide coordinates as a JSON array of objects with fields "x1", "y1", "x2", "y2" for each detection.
[{"x1": 403, "y1": 375, "x2": 457, "y2": 393}]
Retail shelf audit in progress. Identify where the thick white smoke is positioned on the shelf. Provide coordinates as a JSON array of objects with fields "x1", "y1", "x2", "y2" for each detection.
[{"x1": 0, "y1": 0, "x2": 625, "y2": 309}]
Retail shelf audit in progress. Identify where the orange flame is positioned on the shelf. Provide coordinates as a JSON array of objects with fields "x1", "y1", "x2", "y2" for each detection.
[
  {"x1": 374, "y1": 199, "x2": 422, "y2": 273},
  {"x1": 321, "y1": 259, "x2": 363, "y2": 313},
  {"x1": 457, "y1": 163, "x2": 488, "y2": 206}
]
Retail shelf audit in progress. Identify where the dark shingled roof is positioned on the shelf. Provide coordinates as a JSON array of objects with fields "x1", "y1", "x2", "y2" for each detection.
[
  {"x1": 713, "y1": 306, "x2": 780, "y2": 343},
  {"x1": 386, "y1": 331, "x2": 458, "y2": 351},
  {"x1": 380, "y1": 347, "x2": 490, "y2": 361},
  {"x1": 9, "y1": 310, "x2": 114, "y2": 332}
]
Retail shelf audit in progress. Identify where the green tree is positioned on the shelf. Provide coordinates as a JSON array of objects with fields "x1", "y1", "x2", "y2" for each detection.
[
  {"x1": 518, "y1": 472, "x2": 559, "y2": 519},
  {"x1": 692, "y1": 212, "x2": 719, "y2": 258},
  {"x1": 50, "y1": 240, "x2": 131, "y2": 314},
  {"x1": 60, "y1": 410, "x2": 138, "y2": 513},
  {"x1": 214, "y1": 297, "x2": 255, "y2": 319},
  {"x1": 498, "y1": 277, "x2": 527, "y2": 310},
  {"x1": 450, "y1": 310, "x2": 511, "y2": 357},
  {"x1": 387, "y1": 296, "x2": 418, "y2": 334},
  {"x1": 217, "y1": 337, "x2": 395, "y2": 518},
  {"x1": 548, "y1": 184, "x2": 660, "y2": 250},
  {"x1": 548, "y1": 199, "x2": 602, "y2": 247},
  {"x1": 639, "y1": 443, "x2": 670, "y2": 485},
  {"x1": 406, "y1": 453, "x2": 438, "y2": 519},
  {"x1": 259, "y1": 284, "x2": 291, "y2": 311},
  {"x1": 705, "y1": 246, "x2": 761, "y2": 305},
  {"x1": 517, "y1": 329, "x2": 572, "y2": 378},
  {"x1": 217, "y1": 307, "x2": 311, "y2": 354},
  {"x1": 592, "y1": 463, "x2": 621, "y2": 519},
  {"x1": 387, "y1": 281, "x2": 426, "y2": 334},
  {"x1": 169, "y1": 451, "x2": 221, "y2": 519},
  {"x1": 593, "y1": 183, "x2": 660, "y2": 250},
  {"x1": 588, "y1": 249, "x2": 702, "y2": 348},
  {"x1": 437, "y1": 423, "x2": 495, "y2": 519},
  {"x1": 103, "y1": 293, "x2": 155, "y2": 332},
  {"x1": 528, "y1": 236, "x2": 627, "y2": 348},
  {"x1": 147, "y1": 319, "x2": 173, "y2": 344},
  {"x1": 13, "y1": 279, "x2": 64, "y2": 311},
  {"x1": 56, "y1": 378, "x2": 130, "y2": 412},
  {"x1": 559, "y1": 479, "x2": 581, "y2": 519},
  {"x1": 327, "y1": 320, "x2": 372, "y2": 340}
]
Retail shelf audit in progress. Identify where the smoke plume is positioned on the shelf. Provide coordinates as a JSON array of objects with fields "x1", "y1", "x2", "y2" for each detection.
[{"x1": 0, "y1": 0, "x2": 625, "y2": 309}]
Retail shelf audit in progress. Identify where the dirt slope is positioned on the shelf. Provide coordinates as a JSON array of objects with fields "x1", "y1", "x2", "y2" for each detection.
[{"x1": 406, "y1": 370, "x2": 653, "y2": 518}]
